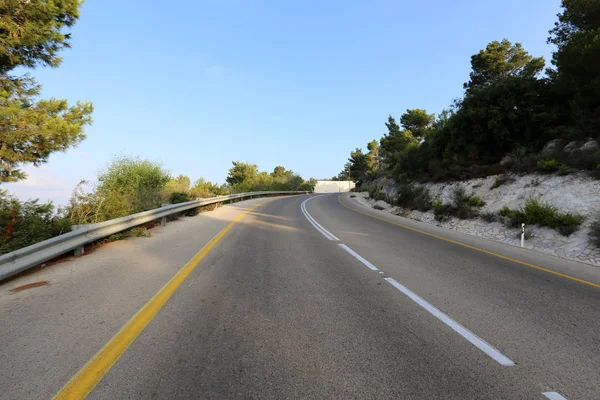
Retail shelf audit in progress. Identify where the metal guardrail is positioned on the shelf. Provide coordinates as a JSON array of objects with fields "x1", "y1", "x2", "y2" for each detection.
[{"x1": 0, "y1": 191, "x2": 306, "y2": 281}]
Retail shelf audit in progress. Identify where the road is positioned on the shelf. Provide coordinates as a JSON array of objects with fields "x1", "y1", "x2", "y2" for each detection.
[{"x1": 1, "y1": 194, "x2": 599, "y2": 399}]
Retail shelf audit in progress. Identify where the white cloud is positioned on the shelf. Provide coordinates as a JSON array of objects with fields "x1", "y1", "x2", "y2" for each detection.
[
  {"x1": 3, "y1": 165, "x2": 72, "y2": 206},
  {"x1": 12, "y1": 165, "x2": 67, "y2": 188}
]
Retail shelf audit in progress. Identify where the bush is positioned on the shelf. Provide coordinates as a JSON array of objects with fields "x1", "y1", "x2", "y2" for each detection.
[
  {"x1": 368, "y1": 187, "x2": 387, "y2": 201},
  {"x1": 68, "y1": 157, "x2": 171, "y2": 224},
  {"x1": 537, "y1": 159, "x2": 559, "y2": 172},
  {"x1": 522, "y1": 198, "x2": 558, "y2": 226},
  {"x1": 396, "y1": 184, "x2": 432, "y2": 211},
  {"x1": 481, "y1": 212, "x2": 498, "y2": 223},
  {"x1": 451, "y1": 186, "x2": 481, "y2": 219},
  {"x1": 169, "y1": 192, "x2": 191, "y2": 204},
  {"x1": 373, "y1": 204, "x2": 386, "y2": 210},
  {"x1": 169, "y1": 191, "x2": 199, "y2": 216},
  {"x1": 97, "y1": 156, "x2": 171, "y2": 215},
  {"x1": 467, "y1": 195, "x2": 486, "y2": 208},
  {"x1": 590, "y1": 216, "x2": 600, "y2": 247},
  {"x1": 432, "y1": 198, "x2": 442, "y2": 209},
  {"x1": 557, "y1": 164, "x2": 570, "y2": 176},
  {"x1": 491, "y1": 175, "x2": 515, "y2": 189},
  {"x1": 499, "y1": 198, "x2": 584, "y2": 236},
  {"x1": 434, "y1": 204, "x2": 455, "y2": 222},
  {"x1": 0, "y1": 191, "x2": 72, "y2": 255}
]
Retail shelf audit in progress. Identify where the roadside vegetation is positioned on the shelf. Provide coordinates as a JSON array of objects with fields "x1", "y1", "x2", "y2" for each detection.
[
  {"x1": 498, "y1": 198, "x2": 583, "y2": 236},
  {"x1": 590, "y1": 216, "x2": 600, "y2": 247},
  {"x1": 337, "y1": 0, "x2": 600, "y2": 187},
  {"x1": 433, "y1": 187, "x2": 486, "y2": 222},
  {"x1": 0, "y1": 156, "x2": 317, "y2": 255},
  {"x1": 0, "y1": 3, "x2": 317, "y2": 255},
  {"x1": 337, "y1": 1, "x2": 598, "y2": 238}
]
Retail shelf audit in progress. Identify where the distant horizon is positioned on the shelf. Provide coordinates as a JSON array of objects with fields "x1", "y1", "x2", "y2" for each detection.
[{"x1": 2, "y1": 0, "x2": 561, "y2": 206}]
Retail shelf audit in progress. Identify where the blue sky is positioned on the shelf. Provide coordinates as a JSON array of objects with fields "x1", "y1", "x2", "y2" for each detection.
[{"x1": 5, "y1": 0, "x2": 562, "y2": 205}]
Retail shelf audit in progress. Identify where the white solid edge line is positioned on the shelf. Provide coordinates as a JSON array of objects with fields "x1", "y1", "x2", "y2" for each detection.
[
  {"x1": 338, "y1": 244, "x2": 379, "y2": 271},
  {"x1": 301, "y1": 201, "x2": 335, "y2": 240},
  {"x1": 384, "y1": 277, "x2": 515, "y2": 367},
  {"x1": 543, "y1": 392, "x2": 567, "y2": 400},
  {"x1": 302, "y1": 196, "x2": 339, "y2": 240},
  {"x1": 301, "y1": 196, "x2": 340, "y2": 241}
]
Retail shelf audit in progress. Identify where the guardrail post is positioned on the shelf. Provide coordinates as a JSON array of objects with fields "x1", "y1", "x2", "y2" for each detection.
[
  {"x1": 72, "y1": 225, "x2": 85, "y2": 256},
  {"x1": 161, "y1": 204, "x2": 168, "y2": 226}
]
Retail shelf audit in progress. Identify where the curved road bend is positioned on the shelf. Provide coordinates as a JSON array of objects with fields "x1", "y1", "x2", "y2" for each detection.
[{"x1": 1, "y1": 194, "x2": 599, "y2": 399}]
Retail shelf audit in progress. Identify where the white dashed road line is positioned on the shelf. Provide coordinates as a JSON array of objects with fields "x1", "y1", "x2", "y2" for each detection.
[
  {"x1": 543, "y1": 392, "x2": 567, "y2": 400},
  {"x1": 338, "y1": 244, "x2": 379, "y2": 271}
]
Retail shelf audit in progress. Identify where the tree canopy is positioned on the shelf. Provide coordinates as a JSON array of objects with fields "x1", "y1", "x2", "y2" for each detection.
[
  {"x1": 226, "y1": 161, "x2": 316, "y2": 192},
  {"x1": 548, "y1": 0, "x2": 600, "y2": 134},
  {"x1": 340, "y1": 3, "x2": 600, "y2": 185},
  {"x1": 0, "y1": 0, "x2": 93, "y2": 183},
  {"x1": 464, "y1": 39, "x2": 544, "y2": 91}
]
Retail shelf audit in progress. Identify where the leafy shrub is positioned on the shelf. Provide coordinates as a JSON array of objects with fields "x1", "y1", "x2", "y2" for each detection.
[
  {"x1": 467, "y1": 195, "x2": 486, "y2": 208},
  {"x1": 434, "y1": 204, "x2": 455, "y2": 222},
  {"x1": 367, "y1": 187, "x2": 387, "y2": 201},
  {"x1": 169, "y1": 191, "x2": 199, "y2": 216},
  {"x1": 169, "y1": 192, "x2": 191, "y2": 204},
  {"x1": 557, "y1": 164, "x2": 570, "y2": 176},
  {"x1": 0, "y1": 191, "x2": 72, "y2": 255},
  {"x1": 68, "y1": 157, "x2": 171, "y2": 224},
  {"x1": 491, "y1": 175, "x2": 515, "y2": 189},
  {"x1": 537, "y1": 159, "x2": 559, "y2": 172},
  {"x1": 522, "y1": 198, "x2": 558, "y2": 226},
  {"x1": 481, "y1": 212, "x2": 498, "y2": 223},
  {"x1": 590, "y1": 216, "x2": 600, "y2": 247},
  {"x1": 592, "y1": 164, "x2": 600, "y2": 179},
  {"x1": 397, "y1": 184, "x2": 432, "y2": 211},
  {"x1": 373, "y1": 192, "x2": 387, "y2": 201},
  {"x1": 432, "y1": 198, "x2": 442, "y2": 209},
  {"x1": 97, "y1": 156, "x2": 171, "y2": 214},
  {"x1": 499, "y1": 198, "x2": 584, "y2": 236},
  {"x1": 451, "y1": 186, "x2": 480, "y2": 219}
]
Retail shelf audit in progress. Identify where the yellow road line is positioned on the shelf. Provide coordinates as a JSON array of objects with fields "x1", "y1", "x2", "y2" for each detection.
[
  {"x1": 337, "y1": 195, "x2": 600, "y2": 290},
  {"x1": 53, "y1": 203, "x2": 263, "y2": 400}
]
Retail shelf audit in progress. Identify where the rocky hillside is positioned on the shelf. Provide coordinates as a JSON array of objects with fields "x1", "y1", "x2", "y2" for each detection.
[{"x1": 353, "y1": 171, "x2": 600, "y2": 266}]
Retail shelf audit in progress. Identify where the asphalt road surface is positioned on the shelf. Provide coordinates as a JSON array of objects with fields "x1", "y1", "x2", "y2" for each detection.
[{"x1": 1, "y1": 194, "x2": 599, "y2": 399}]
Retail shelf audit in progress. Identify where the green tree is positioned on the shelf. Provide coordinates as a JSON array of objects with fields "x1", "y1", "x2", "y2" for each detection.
[
  {"x1": 190, "y1": 178, "x2": 228, "y2": 198},
  {"x1": 334, "y1": 162, "x2": 352, "y2": 180},
  {"x1": 271, "y1": 166, "x2": 289, "y2": 179},
  {"x1": 226, "y1": 161, "x2": 258, "y2": 188},
  {"x1": 400, "y1": 109, "x2": 435, "y2": 139},
  {"x1": 366, "y1": 139, "x2": 380, "y2": 174},
  {"x1": 163, "y1": 175, "x2": 191, "y2": 199},
  {"x1": 0, "y1": 0, "x2": 93, "y2": 183},
  {"x1": 548, "y1": 0, "x2": 600, "y2": 135},
  {"x1": 270, "y1": 165, "x2": 294, "y2": 188},
  {"x1": 347, "y1": 148, "x2": 368, "y2": 184},
  {"x1": 299, "y1": 178, "x2": 317, "y2": 192},
  {"x1": 0, "y1": 189, "x2": 70, "y2": 255},
  {"x1": 254, "y1": 171, "x2": 275, "y2": 190},
  {"x1": 380, "y1": 115, "x2": 419, "y2": 169},
  {"x1": 95, "y1": 156, "x2": 171, "y2": 216},
  {"x1": 0, "y1": 0, "x2": 81, "y2": 73},
  {"x1": 464, "y1": 39, "x2": 545, "y2": 91}
]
